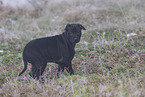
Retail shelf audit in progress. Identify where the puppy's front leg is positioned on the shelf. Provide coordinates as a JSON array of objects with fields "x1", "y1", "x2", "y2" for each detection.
[
  {"x1": 57, "y1": 65, "x2": 65, "y2": 78},
  {"x1": 66, "y1": 62, "x2": 74, "y2": 75}
]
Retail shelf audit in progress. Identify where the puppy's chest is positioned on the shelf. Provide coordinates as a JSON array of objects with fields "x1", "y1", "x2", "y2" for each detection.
[
  {"x1": 60, "y1": 48, "x2": 75, "y2": 59},
  {"x1": 58, "y1": 42, "x2": 75, "y2": 58},
  {"x1": 57, "y1": 47, "x2": 75, "y2": 63},
  {"x1": 57, "y1": 53, "x2": 74, "y2": 64}
]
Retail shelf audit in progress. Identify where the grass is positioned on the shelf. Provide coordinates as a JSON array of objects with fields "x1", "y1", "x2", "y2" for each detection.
[{"x1": 0, "y1": 0, "x2": 145, "y2": 96}]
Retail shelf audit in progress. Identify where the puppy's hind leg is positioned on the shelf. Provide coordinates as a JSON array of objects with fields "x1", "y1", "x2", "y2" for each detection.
[{"x1": 29, "y1": 61, "x2": 47, "y2": 80}]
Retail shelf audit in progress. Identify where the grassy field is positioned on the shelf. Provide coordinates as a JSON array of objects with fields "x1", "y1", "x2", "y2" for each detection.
[{"x1": 0, "y1": 0, "x2": 145, "y2": 96}]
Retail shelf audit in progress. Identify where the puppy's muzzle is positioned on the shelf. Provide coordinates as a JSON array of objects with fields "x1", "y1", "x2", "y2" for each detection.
[{"x1": 74, "y1": 37, "x2": 80, "y2": 43}]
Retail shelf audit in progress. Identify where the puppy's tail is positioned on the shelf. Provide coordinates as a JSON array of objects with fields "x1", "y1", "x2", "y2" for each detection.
[{"x1": 19, "y1": 59, "x2": 27, "y2": 76}]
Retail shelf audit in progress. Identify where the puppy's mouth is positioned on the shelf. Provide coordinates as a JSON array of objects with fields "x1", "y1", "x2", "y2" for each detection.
[{"x1": 74, "y1": 38, "x2": 80, "y2": 43}]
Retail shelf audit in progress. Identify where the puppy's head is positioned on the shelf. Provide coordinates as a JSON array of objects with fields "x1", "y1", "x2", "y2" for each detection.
[{"x1": 65, "y1": 24, "x2": 86, "y2": 43}]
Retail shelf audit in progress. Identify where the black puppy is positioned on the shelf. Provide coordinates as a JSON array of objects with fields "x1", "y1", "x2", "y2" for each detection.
[{"x1": 19, "y1": 24, "x2": 86, "y2": 79}]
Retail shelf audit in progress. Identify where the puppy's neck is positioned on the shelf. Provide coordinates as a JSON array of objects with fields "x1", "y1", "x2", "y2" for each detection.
[{"x1": 62, "y1": 32, "x2": 76, "y2": 48}]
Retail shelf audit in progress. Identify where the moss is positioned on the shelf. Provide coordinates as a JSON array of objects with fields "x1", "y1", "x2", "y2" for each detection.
[
  {"x1": 110, "y1": 65, "x2": 127, "y2": 77},
  {"x1": 73, "y1": 86, "x2": 94, "y2": 97}
]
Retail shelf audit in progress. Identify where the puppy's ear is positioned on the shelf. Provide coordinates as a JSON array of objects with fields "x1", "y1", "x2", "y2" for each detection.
[
  {"x1": 78, "y1": 24, "x2": 86, "y2": 30},
  {"x1": 65, "y1": 24, "x2": 71, "y2": 31}
]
